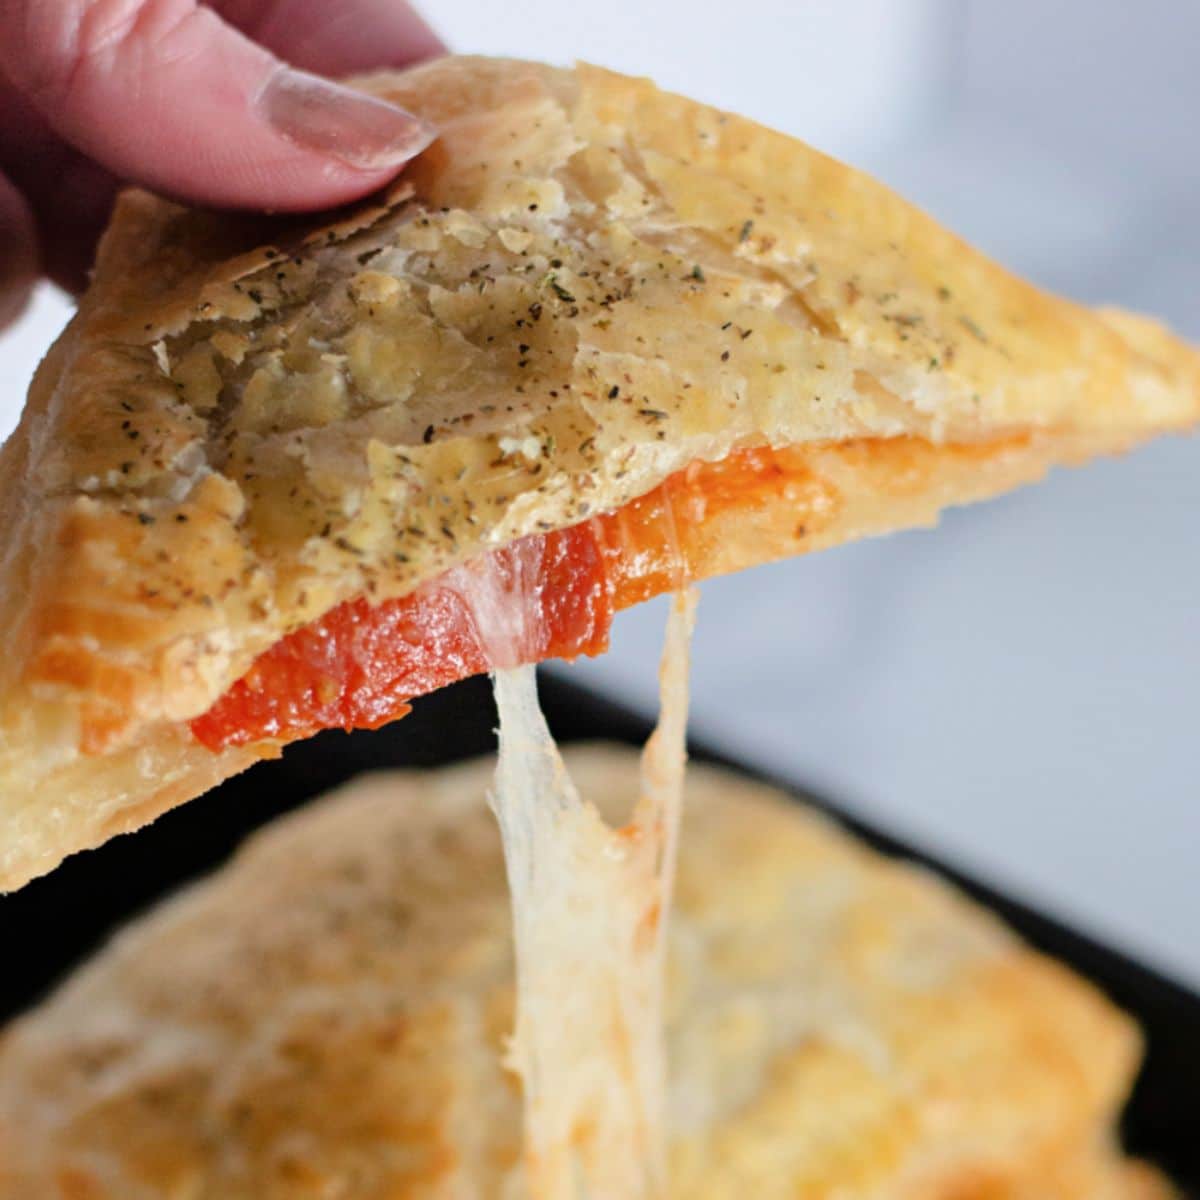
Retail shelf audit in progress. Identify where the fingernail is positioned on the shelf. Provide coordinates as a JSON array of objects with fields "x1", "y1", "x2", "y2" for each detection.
[{"x1": 259, "y1": 66, "x2": 435, "y2": 171}]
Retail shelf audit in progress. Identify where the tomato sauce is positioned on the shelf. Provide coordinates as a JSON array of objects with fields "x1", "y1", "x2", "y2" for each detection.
[{"x1": 190, "y1": 445, "x2": 794, "y2": 751}]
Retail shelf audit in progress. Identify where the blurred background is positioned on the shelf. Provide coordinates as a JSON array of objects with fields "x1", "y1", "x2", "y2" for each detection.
[{"x1": 1, "y1": 1, "x2": 1196, "y2": 985}]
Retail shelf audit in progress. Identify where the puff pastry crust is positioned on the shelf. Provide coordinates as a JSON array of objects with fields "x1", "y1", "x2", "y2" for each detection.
[
  {"x1": 0, "y1": 747, "x2": 1172, "y2": 1198},
  {"x1": 2, "y1": 56, "x2": 1198, "y2": 888}
]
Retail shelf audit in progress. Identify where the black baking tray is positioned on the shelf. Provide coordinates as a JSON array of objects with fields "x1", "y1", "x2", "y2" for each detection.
[{"x1": 2, "y1": 672, "x2": 1197, "y2": 1189}]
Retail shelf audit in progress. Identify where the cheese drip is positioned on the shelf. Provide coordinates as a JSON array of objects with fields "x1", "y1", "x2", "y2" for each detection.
[
  {"x1": 452, "y1": 525, "x2": 694, "y2": 1197},
  {"x1": 490, "y1": 594, "x2": 695, "y2": 1199}
]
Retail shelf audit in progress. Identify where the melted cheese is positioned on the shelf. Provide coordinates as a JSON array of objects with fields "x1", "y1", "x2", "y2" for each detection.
[
  {"x1": 448, "y1": 523, "x2": 696, "y2": 1190},
  {"x1": 489, "y1": 592, "x2": 694, "y2": 1198},
  {"x1": 447, "y1": 521, "x2": 696, "y2": 1196},
  {"x1": 632, "y1": 589, "x2": 697, "y2": 1153},
  {"x1": 492, "y1": 665, "x2": 660, "y2": 1195},
  {"x1": 443, "y1": 535, "x2": 545, "y2": 669}
]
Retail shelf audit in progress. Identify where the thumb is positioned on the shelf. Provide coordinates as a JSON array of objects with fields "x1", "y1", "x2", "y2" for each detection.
[{"x1": 0, "y1": 0, "x2": 434, "y2": 212}]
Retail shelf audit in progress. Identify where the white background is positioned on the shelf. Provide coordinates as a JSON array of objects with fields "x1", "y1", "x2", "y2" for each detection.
[{"x1": 2, "y1": 1, "x2": 1197, "y2": 986}]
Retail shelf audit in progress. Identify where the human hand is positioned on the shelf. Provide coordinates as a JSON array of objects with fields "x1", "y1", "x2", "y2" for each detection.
[{"x1": 0, "y1": 0, "x2": 444, "y2": 327}]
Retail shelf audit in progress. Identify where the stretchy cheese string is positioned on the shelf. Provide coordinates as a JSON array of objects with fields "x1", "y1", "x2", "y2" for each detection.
[{"x1": 454, "y1": 536, "x2": 695, "y2": 1197}]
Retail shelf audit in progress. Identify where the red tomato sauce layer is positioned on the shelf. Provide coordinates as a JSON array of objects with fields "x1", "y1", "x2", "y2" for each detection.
[{"x1": 190, "y1": 446, "x2": 794, "y2": 751}]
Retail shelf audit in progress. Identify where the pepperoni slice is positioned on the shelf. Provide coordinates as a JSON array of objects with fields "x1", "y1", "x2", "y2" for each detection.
[{"x1": 190, "y1": 446, "x2": 794, "y2": 751}]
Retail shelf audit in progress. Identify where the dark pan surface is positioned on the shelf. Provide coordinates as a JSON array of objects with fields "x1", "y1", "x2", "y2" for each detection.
[{"x1": 1, "y1": 672, "x2": 1196, "y2": 1190}]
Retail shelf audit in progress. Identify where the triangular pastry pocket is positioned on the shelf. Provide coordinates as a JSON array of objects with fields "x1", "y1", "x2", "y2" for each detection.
[{"x1": 0, "y1": 56, "x2": 1196, "y2": 888}]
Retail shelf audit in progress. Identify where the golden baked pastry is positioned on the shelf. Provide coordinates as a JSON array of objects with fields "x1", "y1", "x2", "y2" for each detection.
[
  {"x1": 0, "y1": 746, "x2": 1170, "y2": 1198},
  {"x1": 2, "y1": 55, "x2": 1198, "y2": 888}
]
